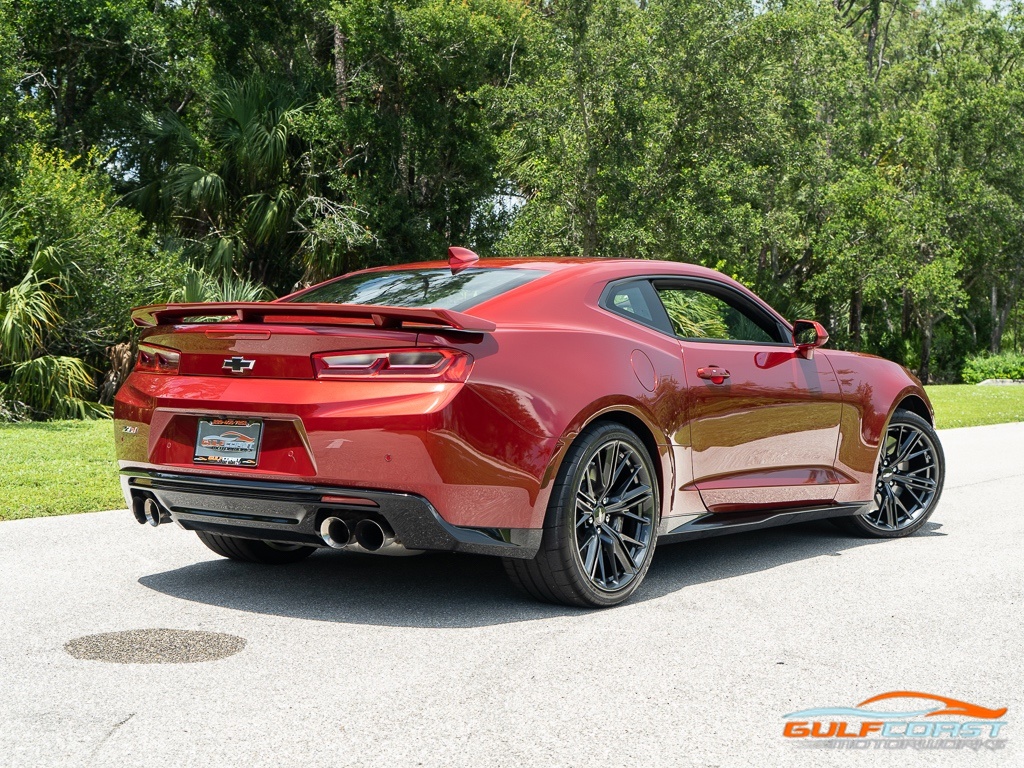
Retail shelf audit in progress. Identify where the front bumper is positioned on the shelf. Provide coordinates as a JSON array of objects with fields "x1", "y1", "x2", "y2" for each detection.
[{"x1": 122, "y1": 470, "x2": 542, "y2": 559}]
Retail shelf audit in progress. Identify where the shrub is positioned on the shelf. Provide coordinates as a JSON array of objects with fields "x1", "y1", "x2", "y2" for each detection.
[
  {"x1": 4, "y1": 355, "x2": 107, "y2": 419},
  {"x1": 6, "y1": 149, "x2": 180, "y2": 361},
  {"x1": 0, "y1": 149, "x2": 188, "y2": 419},
  {"x1": 961, "y1": 352, "x2": 1024, "y2": 384}
]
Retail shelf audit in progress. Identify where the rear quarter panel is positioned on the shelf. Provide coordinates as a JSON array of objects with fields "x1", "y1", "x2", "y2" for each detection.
[{"x1": 431, "y1": 270, "x2": 692, "y2": 528}]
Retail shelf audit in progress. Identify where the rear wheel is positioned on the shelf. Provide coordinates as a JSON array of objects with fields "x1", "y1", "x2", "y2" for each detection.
[
  {"x1": 832, "y1": 409, "x2": 944, "y2": 538},
  {"x1": 195, "y1": 531, "x2": 317, "y2": 564},
  {"x1": 503, "y1": 422, "x2": 659, "y2": 608}
]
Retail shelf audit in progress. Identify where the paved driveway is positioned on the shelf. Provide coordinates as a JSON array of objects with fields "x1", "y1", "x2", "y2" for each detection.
[{"x1": 0, "y1": 423, "x2": 1020, "y2": 767}]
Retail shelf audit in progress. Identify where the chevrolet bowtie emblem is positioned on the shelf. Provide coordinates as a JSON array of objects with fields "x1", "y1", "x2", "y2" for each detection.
[{"x1": 222, "y1": 356, "x2": 255, "y2": 374}]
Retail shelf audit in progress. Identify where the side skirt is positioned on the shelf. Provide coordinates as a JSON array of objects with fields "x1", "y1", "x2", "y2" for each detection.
[{"x1": 659, "y1": 501, "x2": 874, "y2": 544}]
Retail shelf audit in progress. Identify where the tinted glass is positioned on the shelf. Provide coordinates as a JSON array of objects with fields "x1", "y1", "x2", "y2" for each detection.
[
  {"x1": 607, "y1": 283, "x2": 657, "y2": 323},
  {"x1": 291, "y1": 268, "x2": 546, "y2": 311},
  {"x1": 656, "y1": 287, "x2": 778, "y2": 343}
]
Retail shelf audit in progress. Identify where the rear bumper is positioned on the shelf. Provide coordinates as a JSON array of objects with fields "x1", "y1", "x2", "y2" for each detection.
[
  {"x1": 121, "y1": 469, "x2": 542, "y2": 559},
  {"x1": 114, "y1": 374, "x2": 559, "y2": 530}
]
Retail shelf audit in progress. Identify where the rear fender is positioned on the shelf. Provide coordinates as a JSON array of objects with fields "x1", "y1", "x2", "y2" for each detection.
[{"x1": 538, "y1": 400, "x2": 674, "y2": 527}]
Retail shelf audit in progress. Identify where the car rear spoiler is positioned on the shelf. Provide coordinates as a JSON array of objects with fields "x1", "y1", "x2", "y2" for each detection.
[{"x1": 130, "y1": 302, "x2": 497, "y2": 332}]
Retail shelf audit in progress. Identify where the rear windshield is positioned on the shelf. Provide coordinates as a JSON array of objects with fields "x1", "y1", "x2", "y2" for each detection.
[{"x1": 289, "y1": 268, "x2": 546, "y2": 311}]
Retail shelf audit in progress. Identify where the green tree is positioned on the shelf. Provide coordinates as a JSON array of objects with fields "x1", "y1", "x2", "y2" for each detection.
[
  {"x1": 10, "y1": 0, "x2": 213, "y2": 160},
  {"x1": 0, "y1": 149, "x2": 178, "y2": 417},
  {"x1": 135, "y1": 76, "x2": 314, "y2": 290},
  {"x1": 299, "y1": 0, "x2": 540, "y2": 271}
]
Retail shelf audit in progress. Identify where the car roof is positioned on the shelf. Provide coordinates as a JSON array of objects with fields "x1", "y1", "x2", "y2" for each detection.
[
  {"x1": 292, "y1": 257, "x2": 785, "y2": 327},
  {"x1": 345, "y1": 257, "x2": 729, "y2": 279}
]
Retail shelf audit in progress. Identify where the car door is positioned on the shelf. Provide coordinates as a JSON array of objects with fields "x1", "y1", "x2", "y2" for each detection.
[{"x1": 652, "y1": 279, "x2": 844, "y2": 513}]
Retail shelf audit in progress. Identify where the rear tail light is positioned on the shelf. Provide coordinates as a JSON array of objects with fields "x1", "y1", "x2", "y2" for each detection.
[
  {"x1": 312, "y1": 348, "x2": 472, "y2": 382},
  {"x1": 135, "y1": 343, "x2": 180, "y2": 374}
]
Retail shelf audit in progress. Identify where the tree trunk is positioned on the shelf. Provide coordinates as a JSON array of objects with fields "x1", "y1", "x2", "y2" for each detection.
[
  {"x1": 865, "y1": 0, "x2": 881, "y2": 78},
  {"x1": 815, "y1": 296, "x2": 831, "y2": 333},
  {"x1": 991, "y1": 281, "x2": 1018, "y2": 354},
  {"x1": 849, "y1": 288, "x2": 863, "y2": 350},
  {"x1": 333, "y1": 25, "x2": 348, "y2": 109},
  {"x1": 991, "y1": 284, "x2": 1001, "y2": 353},
  {"x1": 575, "y1": 78, "x2": 598, "y2": 256},
  {"x1": 580, "y1": 156, "x2": 599, "y2": 257},
  {"x1": 919, "y1": 318, "x2": 933, "y2": 385}
]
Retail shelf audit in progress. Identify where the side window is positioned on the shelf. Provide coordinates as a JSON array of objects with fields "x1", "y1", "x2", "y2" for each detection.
[
  {"x1": 606, "y1": 282, "x2": 657, "y2": 324},
  {"x1": 656, "y1": 286, "x2": 778, "y2": 344}
]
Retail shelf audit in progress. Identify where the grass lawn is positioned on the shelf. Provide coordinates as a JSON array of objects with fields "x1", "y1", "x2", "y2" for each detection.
[
  {"x1": 0, "y1": 384, "x2": 1022, "y2": 520},
  {"x1": 0, "y1": 420, "x2": 122, "y2": 521},
  {"x1": 924, "y1": 384, "x2": 1024, "y2": 429}
]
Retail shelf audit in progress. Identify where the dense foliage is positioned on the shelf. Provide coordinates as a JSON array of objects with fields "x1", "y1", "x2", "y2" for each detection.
[
  {"x1": 961, "y1": 351, "x2": 1024, "y2": 383},
  {"x1": 3, "y1": 0, "x2": 1024, "y2": 416}
]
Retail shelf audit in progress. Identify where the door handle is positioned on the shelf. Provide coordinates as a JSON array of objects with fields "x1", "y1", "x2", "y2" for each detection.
[{"x1": 696, "y1": 366, "x2": 731, "y2": 384}]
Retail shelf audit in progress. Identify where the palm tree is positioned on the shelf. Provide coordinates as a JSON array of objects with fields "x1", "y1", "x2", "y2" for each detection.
[
  {"x1": 136, "y1": 76, "x2": 310, "y2": 289},
  {"x1": 0, "y1": 268, "x2": 102, "y2": 419}
]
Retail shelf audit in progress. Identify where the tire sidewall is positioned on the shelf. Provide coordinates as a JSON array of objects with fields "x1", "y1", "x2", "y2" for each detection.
[
  {"x1": 851, "y1": 409, "x2": 945, "y2": 538},
  {"x1": 550, "y1": 423, "x2": 660, "y2": 607}
]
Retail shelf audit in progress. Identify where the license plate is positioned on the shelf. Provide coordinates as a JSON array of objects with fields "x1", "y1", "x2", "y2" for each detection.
[{"x1": 194, "y1": 418, "x2": 262, "y2": 466}]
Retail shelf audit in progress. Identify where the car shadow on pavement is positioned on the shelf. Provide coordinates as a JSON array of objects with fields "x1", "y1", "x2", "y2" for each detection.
[{"x1": 139, "y1": 520, "x2": 944, "y2": 628}]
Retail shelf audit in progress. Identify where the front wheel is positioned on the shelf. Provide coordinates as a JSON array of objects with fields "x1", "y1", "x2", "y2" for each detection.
[
  {"x1": 833, "y1": 409, "x2": 945, "y2": 538},
  {"x1": 503, "y1": 422, "x2": 659, "y2": 608}
]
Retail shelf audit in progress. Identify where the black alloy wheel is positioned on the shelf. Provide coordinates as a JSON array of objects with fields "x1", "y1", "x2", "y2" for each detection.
[
  {"x1": 503, "y1": 422, "x2": 659, "y2": 607},
  {"x1": 833, "y1": 409, "x2": 945, "y2": 539}
]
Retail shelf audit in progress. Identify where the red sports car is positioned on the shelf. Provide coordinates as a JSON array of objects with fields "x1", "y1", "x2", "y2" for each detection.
[{"x1": 115, "y1": 248, "x2": 945, "y2": 607}]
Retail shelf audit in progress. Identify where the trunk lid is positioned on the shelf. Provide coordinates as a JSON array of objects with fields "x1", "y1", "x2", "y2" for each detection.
[
  {"x1": 143, "y1": 325, "x2": 425, "y2": 379},
  {"x1": 133, "y1": 301, "x2": 494, "y2": 380}
]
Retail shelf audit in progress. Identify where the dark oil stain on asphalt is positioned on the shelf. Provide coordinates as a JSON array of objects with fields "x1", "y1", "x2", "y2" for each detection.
[{"x1": 65, "y1": 628, "x2": 246, "y2": 663}]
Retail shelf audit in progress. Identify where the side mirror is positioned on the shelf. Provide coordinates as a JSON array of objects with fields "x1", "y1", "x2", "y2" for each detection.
[{"x1": 792, "y1": 320, "x2": 829, "y2": 358}]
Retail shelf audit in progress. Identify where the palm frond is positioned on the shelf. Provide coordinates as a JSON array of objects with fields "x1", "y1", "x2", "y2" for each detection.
[
  {"x1": 168, "y1": 265, "x2": 274, "y2": 303},
  {"x1": 28, "y1": 243, "x2": 81, "y2": 282},
  {"x1": 206, "y1": 236, "x2": 240, "y2": 274},
  {"x1": 660, "y1": 290, "x2": 730, "y2": 340},
  {"x1": 243, "y1": 188, "x2": 297, "y2": 245},
  {"x1": 142, "y1": 110, "x2": 200, "y2": 163},
  {"x1": 0, "y1": 271, "x2": 62, "y2": 364},
  {"x1": 5, "y1": 355, "x2": 107, "y2": 419},
  {"x1": 0, "y1": 200, "x2": 20, "y2": 273},
  {"x1": 219, "y1": 271, "x2": 274, "y2": 302},
  {"x1": 167, "y1": 164, "x2": 229, "y2": 214}
]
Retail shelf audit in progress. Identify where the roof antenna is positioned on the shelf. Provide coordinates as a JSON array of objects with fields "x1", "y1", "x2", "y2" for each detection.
[{"x1": 448, "y1": 246, "x2": 479, "y2": 274}]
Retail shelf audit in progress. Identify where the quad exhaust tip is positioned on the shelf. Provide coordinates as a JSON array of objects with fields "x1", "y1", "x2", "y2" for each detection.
[
  {"x1": 143, "y1": 498, "x2": 163, "y2": 527},
  {"x1": 132, "y1": 494, "x2": 170, "y2": 526},
  {"x1": 352, "y1": 519, "x2": 421, "y2": 556},
  {"x1": 354, "y1": 519, "x2": 393, "y2": 552},
  {"x1": 320, "y1": 515, "x2": 421, "y2": 556},
  {"x1": 319, "y1": 517, "x2": 352, "y2": 549}
]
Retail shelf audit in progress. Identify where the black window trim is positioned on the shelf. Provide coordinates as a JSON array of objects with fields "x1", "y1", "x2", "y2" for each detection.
[{"x1": 599, "y1": 275, "x2": 795, "y2": 348}]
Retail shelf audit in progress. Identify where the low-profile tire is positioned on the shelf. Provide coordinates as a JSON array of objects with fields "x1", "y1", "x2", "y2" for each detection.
[
  {"x1": 832, "y1": 408, "x2": 945, "y2": 539},
  {"x1": 503, "y1": 422, "x2": 660, "y2": 608},
  {"x1": 195, "y1": 531, "x2": 317, "y2": 564}
]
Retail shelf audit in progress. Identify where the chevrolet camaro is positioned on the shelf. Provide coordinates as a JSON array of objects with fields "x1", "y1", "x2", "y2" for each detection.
[{"x1": 114, "y1": 248, "x2": 945, "y2": 607}]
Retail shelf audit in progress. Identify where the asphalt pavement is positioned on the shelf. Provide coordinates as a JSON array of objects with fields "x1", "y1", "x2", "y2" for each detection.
[{"x1": 0, "y1": 422, "x2": 1021, "y2": 767}]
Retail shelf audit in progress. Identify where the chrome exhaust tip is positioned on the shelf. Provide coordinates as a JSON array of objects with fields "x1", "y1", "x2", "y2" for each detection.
[
  {"x1": 319, "y1": 517, "x2": 352, "y2": 549},
  {"x1": 143, "y1": 498, "x2": 163, "y2": 527},
  {"x1": 131, "y1": 495, "x2": 148, "y2": 525},
  {"x1": 350, "y1": 519, "x2": 421, "y2": 555},
  {"x1": 354, "y1": 519, "x2": 393, "y2": 552}
]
